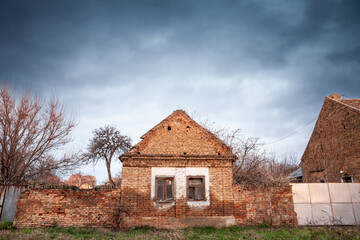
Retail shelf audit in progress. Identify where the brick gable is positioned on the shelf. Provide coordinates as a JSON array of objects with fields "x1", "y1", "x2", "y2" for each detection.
[
  {"x1": 301, "y1": 96, "x2": 360, "y2": 182},
  {"x1": 126, "y1": 110, "x2": 232, "y2": 156}
]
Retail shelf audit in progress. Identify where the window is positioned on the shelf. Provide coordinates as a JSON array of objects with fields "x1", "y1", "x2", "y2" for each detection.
[
  {"x1": 155, "y1": 177, "x2": 174, "y2": 201},
  {"x1": 187, "y1": 176, "x2": 205, "y2": 201},
  {"x1": 341, "y1": 176, "x2": 353, "y2": 183}
]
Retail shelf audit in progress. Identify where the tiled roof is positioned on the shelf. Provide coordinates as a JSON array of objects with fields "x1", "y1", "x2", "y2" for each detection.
[{"x1": 66, "y1": 174, "x2": 96, "y2": 186}]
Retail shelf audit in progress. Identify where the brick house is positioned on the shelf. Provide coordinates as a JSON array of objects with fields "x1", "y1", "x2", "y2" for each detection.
[
  {"x1": 65, "y1": 174, "x2": 97, "y2": 189},
  {"x1": 301, "y1": 94, "x2": 360, "y2": 183},
  {"x1": 120, "y1": 110, "x2": 237, "y2": 227}
]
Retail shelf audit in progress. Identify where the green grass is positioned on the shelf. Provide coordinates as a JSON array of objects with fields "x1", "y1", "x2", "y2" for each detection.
[
  {"x1": 0, "y1": 225, "x2": 359, "y2": 240},
  {"x1": 0, "y1": 222, "x2": 13, "y2": 230}
]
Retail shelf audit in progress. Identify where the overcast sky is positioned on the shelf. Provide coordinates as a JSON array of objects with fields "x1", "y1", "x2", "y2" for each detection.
[{"x1": 1, "y1": 0, "x2": 359, "y2": 183}]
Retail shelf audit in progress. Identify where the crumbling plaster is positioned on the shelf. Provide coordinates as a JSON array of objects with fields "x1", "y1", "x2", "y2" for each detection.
[{"x1": 151, "y1": 167, "x2": 210, "y2": 209}]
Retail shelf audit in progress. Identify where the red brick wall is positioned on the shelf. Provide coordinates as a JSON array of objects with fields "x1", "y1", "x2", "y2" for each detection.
[
  {"x1": 302, "y1": 97, "x2": 360, "y2": 182},
  {"x1": 13, "y1": 187, "x2": 121, "y2": 228},
  {"x1": 13, "y1": 184, "x2": 297, "y2": 228},
  {"x1": 127, "y1": 110, "x2": 233, "y2": 156},
  {"x1": 233, "y1": 185, "x2": 297, "y2": 226},
  {"x1": 119, "y1": 162, "x2": 297, "y2": 228}
]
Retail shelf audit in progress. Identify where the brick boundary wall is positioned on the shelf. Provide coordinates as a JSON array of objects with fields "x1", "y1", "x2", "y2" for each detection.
[
  {"x1": 13, "y1": 187, "x2": 121, "y2": 228},
  {"x1": 233, "y1": 185, "x2": 297, "y2": 226},
  {"x1": 13, "y1": 185, "x2": 297, "y2": 228}
]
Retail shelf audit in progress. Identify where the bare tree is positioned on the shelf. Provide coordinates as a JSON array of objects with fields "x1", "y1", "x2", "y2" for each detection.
[
  {"x1": 82, "y1": 125, "x2": 131, "y2": 186},
  {"x1": 268, "y1": 153, "x2": 299, "y2": 182},
  {"x1": 0, "y1": 85, "x2": 78, "y2": 184},
  {"x1": 200, "y1": 121, "x2": 300, "y2": 187},
  {"x1": 112, "y1": 169, "x2": 122, "y2": 186}
]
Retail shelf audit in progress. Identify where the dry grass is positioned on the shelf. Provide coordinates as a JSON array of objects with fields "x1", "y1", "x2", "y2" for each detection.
[{"x1": 0, "y1": 226, "x2": 359, "y2": 240}]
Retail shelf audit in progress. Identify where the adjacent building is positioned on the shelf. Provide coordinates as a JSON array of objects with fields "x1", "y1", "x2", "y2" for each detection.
[
  {"x1": 301, "y1": 94, "x2": 360, "y2": 183},
  {"x1": 65, "y1": 174, "x2": 97, "y2": 189}
]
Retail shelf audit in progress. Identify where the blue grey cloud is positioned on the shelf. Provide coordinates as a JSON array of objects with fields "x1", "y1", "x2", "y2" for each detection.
[{"x1": 1, "y1": 0, "x2": 359, "y2": 182}]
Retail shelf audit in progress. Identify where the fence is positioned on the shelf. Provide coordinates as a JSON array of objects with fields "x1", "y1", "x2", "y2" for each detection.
[
  {"x1": 291, "y1": 183, "x2": 360, "y2": 225},
  {"x1": 0, "y1": 185, "x2": 27, "y2": 222},
  {"x1": 7, "y1": 183, "x2": 360, "y2": 226}
]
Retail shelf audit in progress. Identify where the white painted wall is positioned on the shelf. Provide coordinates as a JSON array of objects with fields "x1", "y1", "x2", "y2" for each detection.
[
  {"x1": 151, "y1": 167, "x2": 210, "y2": 209},
  {"x1": 0, "y1": 185, "x2": 26, "y2": 222}
]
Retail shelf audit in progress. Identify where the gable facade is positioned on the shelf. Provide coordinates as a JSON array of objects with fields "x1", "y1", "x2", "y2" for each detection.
[
  {"x1": 301, "y1": 95, "x2": 360, "y2": 183},
  {"x1": 120, "y1": 110, "x2": 237, "y2": 227}
]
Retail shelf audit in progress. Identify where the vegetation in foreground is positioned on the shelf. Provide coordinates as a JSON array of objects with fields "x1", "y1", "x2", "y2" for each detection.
[{"x1": 0, "y1": 225, "x2": 360, "y2": 240}]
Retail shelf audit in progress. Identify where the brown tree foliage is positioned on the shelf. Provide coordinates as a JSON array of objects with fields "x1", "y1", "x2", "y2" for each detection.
[
  {"x1": 82, "y1": 125, "x2": 132, "y2": 186},
  {"x1": 230, "y1": 132, "x2": 299, "y2": 186},
  {"x1": 0, "y1": 85, "x2": 78, "y2": 184}
]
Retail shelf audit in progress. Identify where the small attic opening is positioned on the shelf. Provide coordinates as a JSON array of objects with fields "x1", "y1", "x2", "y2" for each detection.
[
  {"x1": 186, "y1": 126, "x2": 190, "y2": 131},
  {"x1": 218, "y1": 153, "x2": 221, "y2": 155},
  {"x1": 137, "y1": 152, "x2": 140, "y2": 154},
  {"x1": 168, "y1": 126, "x2": 171, "y2": 131},
  {"x1": 183, "y1": 152, "x2": 187, "y2": 155}
]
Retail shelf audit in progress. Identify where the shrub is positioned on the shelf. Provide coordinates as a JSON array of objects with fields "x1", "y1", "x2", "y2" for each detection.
[
  {"x1": 258, "y1": 222, "x2": 271, "y2": 229},
  {"x1": 0, "y1": 221, "x2": 13, "y2": 230}
]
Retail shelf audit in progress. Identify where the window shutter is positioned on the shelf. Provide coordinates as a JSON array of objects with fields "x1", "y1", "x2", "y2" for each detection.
[
  {"x1": 157, "y1": 180, "x2": 164, "y2": 200},
  {"x1": 155, "y1": 177, "x2": 174, "y2": 201},
  {"x1": 196, "y1": 186, "x2": 204, "y2": 200},
  {"x1": 166, "y1": 185, "x2": 172, "y2": 199},
  {"x1": 165, "y1": 179, "x2": 173, "y2": 199},
  {"x1": 188, "y1": 187, "x2": 195, "y2": 200},
  {"x1": 187, "y1": 176, "x2": 205, "y2": 201}
]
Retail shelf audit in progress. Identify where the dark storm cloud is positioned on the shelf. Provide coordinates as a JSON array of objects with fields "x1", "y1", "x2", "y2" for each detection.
[
  {"x1": 327, "y1": 46, "x2": 360, "y2": 63},
  {"x1": 1, "y1": 0, "x2": 360, "y2": 181},
  {"x1": 1, "y1": 0, "x2": 359, "y2": 123}
]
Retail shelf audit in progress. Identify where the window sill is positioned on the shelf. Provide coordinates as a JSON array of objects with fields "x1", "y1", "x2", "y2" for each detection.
[
  {"x1": 154, "y1": 199, "x2": 175, "y2": 204},
  {"x1": 187, "y1": 200, "x2": 210, "y2": 209}
]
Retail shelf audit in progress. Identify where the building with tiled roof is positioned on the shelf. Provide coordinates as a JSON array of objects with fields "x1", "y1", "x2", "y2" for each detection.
[{"x1": 65, "y1": 174, "x2": 97, "y2": 189}]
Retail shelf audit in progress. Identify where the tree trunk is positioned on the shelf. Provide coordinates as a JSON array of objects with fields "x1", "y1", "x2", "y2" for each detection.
[{"x1": 106, "y1": 161, "x2": 115, "y2": 186}]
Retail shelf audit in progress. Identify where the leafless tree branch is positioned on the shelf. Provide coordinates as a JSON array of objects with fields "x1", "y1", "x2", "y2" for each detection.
[
  {"x1": 200, "y1": 120, "x2": 300, "y2": 187},
  {"x1": 0, "y1": 84, "x2": 79, "y2": 184},
  {"x1": 81, "y1": 125, "x2": 132, "y2": 186}
]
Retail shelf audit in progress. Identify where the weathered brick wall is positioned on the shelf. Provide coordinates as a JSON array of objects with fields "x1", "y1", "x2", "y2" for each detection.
[
  {"x1": 120, "y1": 162, "x2": 297, "y2": 228},
  {"x1": 120, "y1": 162, "x2": 237, "y2": 228},
  {"x1": 13, "y1": 183, "x2": 297, "y2": 228},
  {"x1": 127, "y1": 110, "x2": 233, "y2": 156},
  {"x1": 13, "y1": 187, "x2": 121, "y2": 228},
  {"x1": 209, "y1": 167, "x2": 234, "y2": 217},
  {"x1": 233, "y1": 185, "x2": 297, "y2": 226},
  {"x1": 302, "y1": 97, "x2": 360, "y2": 182}
]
